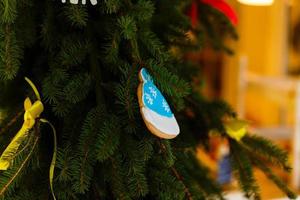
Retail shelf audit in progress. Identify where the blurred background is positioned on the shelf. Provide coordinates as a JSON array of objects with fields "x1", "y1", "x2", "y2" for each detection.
[{"x1": 196, "y1": 0, "x2": 300, "y2": 199}]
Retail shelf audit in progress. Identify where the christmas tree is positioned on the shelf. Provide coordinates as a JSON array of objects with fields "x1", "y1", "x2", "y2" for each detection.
[{"x1": 0, "y1": 0, "x2": 296, "y2": 199}]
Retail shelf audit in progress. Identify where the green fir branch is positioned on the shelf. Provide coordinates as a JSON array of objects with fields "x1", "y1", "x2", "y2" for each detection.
[
  {"x1": 148, "y1": 168, "x2": 186, "y2": 200},
  {"x1": 0, "y1": 136, "x2": 38, "y2": 198},
  {"x1": 176, "y1": 151, "x2": 224, "y2": 199},
  {"x1": 138, "y1": 136, "x2": 154, "y2": 162},
  {"x1": 0, "y1": 25, "x2": 22, "y2": 81},
  {"x1": 139, "y1": 30, "x2": 169, "y2": 63},
  {"x1": 121, "y1": 138, "x2": 149, "y2": 198},
  {"x1": 100, "y1": 0, "x2": 122, "y2": 14},
  {"x1": 0, "y1": 0, "x2": 17, "y2": 23},
  {"x1": 132, "y1": 0, "x2": 155, "y2": 22},
  {"x1": 0, "y1": 110, "x2": 22, "y2": 136},
  {"x1": 158, "y1": 140, "x2": 175, "y2": 167},
  {"x1": 252, "y1": 156, "x2": 296, "y2": 199},
  {"x1": 41, "y1": 1, "x2": 59, "y2": 50},
  {"x1": 230, "y1": 139, "x2": 260, "y2": 199},
  {"x1": 63, "y1": 5, "x2": 88, "y2": 28},
  {"x1": 117, "y1": 16, "x2": 137, "y2": 40},
  {"x1": 63, "y1": 73, "x2": 92, "y2": 104},
  {"x1": 95, "y1": 115, "x2": 121, "y2": 162},
  {"x1": 56, "y1": 145, "x2": 74, "y2": 183},
  {"x1": 71, "y1": 106, "x2": 105, "y2": 194},
  {"x1": 108, "y1": 156, "x2": 132, "y2": 200},
  {"x1": 42, "y1": 68, "x2": 70, "y2": 104},
  {"x1": 242, "y1": 134, "x2": 290, "y2": 171},
  {"x1": 58, "y1": 37, "x2": 90, "y2": 67}
]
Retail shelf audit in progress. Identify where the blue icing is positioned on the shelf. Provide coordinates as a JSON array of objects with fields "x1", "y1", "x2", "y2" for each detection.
[{"x1": 141, "y1": 68, "x2": 173, "y2": 118}]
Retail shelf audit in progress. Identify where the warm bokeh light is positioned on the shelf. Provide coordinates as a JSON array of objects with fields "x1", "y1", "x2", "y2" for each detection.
[{"x1": 237, "y1": 0, "x2": 274, "y2": 6}]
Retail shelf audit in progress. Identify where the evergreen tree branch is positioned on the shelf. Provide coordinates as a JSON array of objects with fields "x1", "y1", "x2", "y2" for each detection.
[
  {"x1": 0, "y1": 24, "x2": 22, "y2": 81},
  {"x1": 170, "y1": 166, "x2": 193, "y2": 200},
  {"x1": 158, "y1": 140, "x2": 193, "y2": 200},
  {"x1": 0, "y1": 0, "x2": 17, "y2": 23},
  {"x1": 56, "y1": 145, "x2": 74, "y2": 183},
  {"x1": 88, "y1": 24, "x2": 107, "y2": 108},
  {"x1": 95, "y1": 115, "x2": 120, "y2": 162},
  {"x1": 101, "y1": 0, "x2": 122, "y2": 14},
  {"x1": 63, "y1": 5, "x2": 88, "y2": 28},
  {"x1": 71, "y1": 106, "x2": 105, "y2": 194},
  {"x1": 0, "y1": 110, "x2": 22, "y2": 135},
  {"x1": 251, "y1": 155, "x2": 296, "y2": 199},
  {"x1": 0, "y1": 136, "x2": 38, "y2": 196},
  {"x1": 130, "y1": 38, "x2": 141, "y2": 63},
  {"x1": 115, "y1": 63, "x2": 139, "y2": 122},
  {"x1": 239, "y1": 139, "x2": 296, "y2": 198},
  {"x1": 109, "y1": 156, "x2": 131, "y2": 200},
  {"x1": 242, "y1": 134, "x2": 290, "y2": 171},
  {"x1": 229, "y1": 139, "x2": 260, "y2": 199}
]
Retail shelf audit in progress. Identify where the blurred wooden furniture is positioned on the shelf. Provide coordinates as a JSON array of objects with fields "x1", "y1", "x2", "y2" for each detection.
[{"x1": 237, "y1": 56, "x2": 300, "y2": 189}]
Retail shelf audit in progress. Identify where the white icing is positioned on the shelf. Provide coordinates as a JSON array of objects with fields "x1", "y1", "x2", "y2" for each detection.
[
  {"x1": 63, "y1": 0, "x2": 98, "y2": 5},
  {"x1": 70, "y1": 0, "x2": 78, "y2": 4},
  {"x1": 90, "y1": 0, "x2": 97, "y2": 5},
  {"x1": 142, "y1": 107, "x2": 180, "y2": 136}
]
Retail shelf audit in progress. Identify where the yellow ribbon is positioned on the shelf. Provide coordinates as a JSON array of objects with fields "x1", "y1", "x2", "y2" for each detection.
[
  {"x1": 224, "y1": 119, "x2": 248, "y2": 141},
  {"x1": 0, "y1": 77, "x2": 57, "y2": 200},
  {"x1": 40, "y1": 119, "x2": 57, "y2": 200}
]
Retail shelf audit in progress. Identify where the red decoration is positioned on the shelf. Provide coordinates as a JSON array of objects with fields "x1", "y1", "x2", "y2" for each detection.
[
  {"x1": 201, "y1": 0, "x2": 238, "y2": 26},
  {"x1": 187, "y1": 1, "x2": 199, "y2": 27},
  {"x1": 187, "y1": 0, "x2": 238, "y2": 27}
]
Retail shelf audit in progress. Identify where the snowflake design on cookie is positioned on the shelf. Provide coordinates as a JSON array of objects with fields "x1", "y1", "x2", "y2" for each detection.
[
  {"x1": 149, "y1": 86, "x2": 157, "y2": 99},
  {"x1": 61, "y1": 0, "x2": 98, "y2": 5},
  {"x1": 145, "y1": 93, "x2": 153, "y2": 105},
  {"x1": 162, "y1": 99, "x2": 171, "y2": 113}
]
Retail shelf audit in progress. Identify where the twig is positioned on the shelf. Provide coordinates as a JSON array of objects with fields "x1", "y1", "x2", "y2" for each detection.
[
  {"x1": 171, "y1": 166, "x2": 193, "y2": 200},
  {"x1": 157, "y1": 140, "x2": 193, "y2": 200},
  {"x1": 0, "y1": 110, "x2": 23, "y2": 135}
]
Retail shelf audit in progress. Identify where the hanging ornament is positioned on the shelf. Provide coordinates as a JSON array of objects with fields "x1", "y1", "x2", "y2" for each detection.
[
  {"x1": 187, "y1": 0, "x2": 238, "y2": 27},
  {"x1": 217, "y1": 141, "x2": 232, "y2": 185},
  {"x1": 137, "y1": 68, "x2": 180, "y2": 139},
  {"x1": 61, "y1": 0, "x2": 98, "y2": 5},
  {"x1": 0, "y1": 78, "x2": 57, "y2": 200},
  {"x1": 201, "y1": 0, "x2": 238, "y2": 26},
  {"x1": 224, "y1": 119, "x2": 248, "y2": 141}
]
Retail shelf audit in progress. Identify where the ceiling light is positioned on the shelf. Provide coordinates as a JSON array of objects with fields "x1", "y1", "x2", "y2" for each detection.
[{"x1": 237, "y1": 0, "x2": 274, "y2": 6}]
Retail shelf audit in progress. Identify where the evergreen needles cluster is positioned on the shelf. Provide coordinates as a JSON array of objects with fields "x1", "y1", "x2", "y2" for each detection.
[{"x1": 0, "y1": 0, "x2": 295, "y2": 199}]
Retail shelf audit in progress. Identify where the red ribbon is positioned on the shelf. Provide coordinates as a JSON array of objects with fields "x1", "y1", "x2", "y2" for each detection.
[
  {"x1": 187, "y1": 0, "x2": 238, "y2": 27},
  {"x1": 187, "y1": 1, "x2": 199, "y2": 27},
  {"x1": 201, "y1": 0, "x2": 238, "y2": 26}
]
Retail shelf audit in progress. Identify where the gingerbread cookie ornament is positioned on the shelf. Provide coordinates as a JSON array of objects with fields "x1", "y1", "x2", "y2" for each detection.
[{"x1": 137, "y1": 68, "x2": 180, "y2": 139}]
